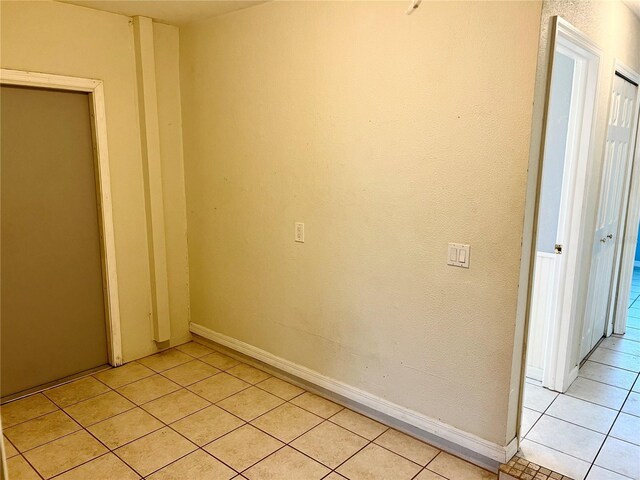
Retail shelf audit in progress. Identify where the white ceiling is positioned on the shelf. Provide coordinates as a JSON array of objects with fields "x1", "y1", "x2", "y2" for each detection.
[
  {"x1": 623, "y1": 0, "x2": 640, "y2": 21},
  {"x1": 56, "y1": 0, "x2": 267, "y2": 26}
]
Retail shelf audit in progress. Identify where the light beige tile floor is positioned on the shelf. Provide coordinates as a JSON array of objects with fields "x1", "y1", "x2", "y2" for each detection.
[
  {"x1": 521, "y1": 268, "x2": 640, "y2": 480},
  {"x1": 1, "y1": 340, "x2": 497, "y2": 480}
]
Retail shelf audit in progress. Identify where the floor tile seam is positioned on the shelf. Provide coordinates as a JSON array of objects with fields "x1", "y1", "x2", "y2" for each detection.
[
  {"x1": 138, "y1": 446, "x2": 239, "y2": 480},
  {"x1": 409, "y1": 463, "x2": 448, "y2": 480},
  {"x1": 323, "y1": 415, "x2": 388, "y2": 443},
  {"x1": 152, "y1": 361, "x2": 222, "y2": 389},
  {"x1": 288, "y1": 396, "x2": 346, "y2": 419},
  {"x1": 62, "y1": 387, "x2": 140, "y2": 423},
  {"x1": 12, "y1": 452, "x2": 46, "y2": 480},
  {"x1": 10, "y1": 418, "x2": 97, "y2": 457},
  {"x1": 522, "y1": 390, "x2": 593, "y2": 466},
  {"x1": 588, "y1": 462, "x2": 636, "y2": 480},
  {"x1": 587, "y1": 356, "x2": 639, "y2": 381},
  {"x1": 118, "y1": 351, "x2": 449, "y2": 476},
  {"x1": 43, "y1": 385, "x2": 114, "y2": 410},
  {"x1": 7, "y1": 370, "x2": 114, "y2": 412},
  {"x1": 537, "y1": 410, "x2": 616, "y2": 436},
  {"x1": 607, "y1": 429, "x2": 640, "y2": 447},
  {"x1": 208, "y1": 439, "x2": 290, "y2": 476},
  {"x1": 522, "y1": 437, "x2": 597, "y2": 466},
  {"x1": 325, "y1": 423, "x2": 389, "y2": 476},
  {"x1": 586, "y1": 350, "x2": 640, "y2": 367},
  {"x1": 91, "y1": 418, "x2": 166, "y2": 452},
  {"x1": 247, "y1": 407, "x2": 327, "y2": 447},
  {"x1": 28, "y1": 427, "x2": 119, "y2": 480},
  {"x1": 250, "y1": 379, "x2": 306, "y2": 402},
  {"x1": 561, "y1": 391, "x2": 626, "y2": 411},
  {"x1": 547, "y1": 386, "x2": 625, "y2": 409},
  {"x1": 567, "y1": 372, "x2": 636, "y2": 392},
  {"x1": 303, "y1": 425, "x2": 431, "y2": 472},
  {"x1": 575, "y1": 381, "x2": 639, "y2": 480},
  {"x1": 172, "y1": 379, "x2": 277, "y2": 427},
  {"x1": 285, "y1": 435, "x2": 369, "y2": 472},
  {"x1": 606, "y1": 334, "x2": 640, "y2": 345},
  {"x1": 91, "y1": 372, "x2": 157, "y2": 391},
  {"x1": 182, "y1": 377, "x2": 255, "y2": 405},
  {"x1": 1, "y1": 405, "x2": 64, "y2": 431},
  {"x1": 578, "y1": 369, "x2": 635, "y2": 390},
  {"x1": 115, "y1": 374, "x2": 184, "y2": 401},
  {"x1": 47, "y1": 451, "x2": 120, "y2": 480},
  {"x1": 174, "y1": 345, "x2": 216, "y2": 360},
  {"x1": 72, "y1": 403, "x2": 139, "y2": 429},
  {"x1": 110, "y1": 417, "x2": 212, "y2": 477},
  {"x1": 576, "y1": 377, "x2": 637, "y2": 391},
  {"x1": 597, "y1": 344, "x2": 640, "y2": 356},
  {"x1": 143, "y1": 398, "x2": 214, "y2": 425},
  {"x1": 212, "y1": 391, "x2": 286, "y2": 423}
]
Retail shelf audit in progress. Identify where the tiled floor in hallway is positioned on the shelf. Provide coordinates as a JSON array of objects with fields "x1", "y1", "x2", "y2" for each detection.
[
  {"x1": 521, "y1": 269, "x2": 640, "y2": 480},
  {"x1": 2, "y1": 340, "x2": 496, "y2": 480}
]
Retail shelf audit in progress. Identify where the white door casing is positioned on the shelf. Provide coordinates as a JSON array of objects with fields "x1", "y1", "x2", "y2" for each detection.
[
  {"x1": 581, "y1": 74, "x2": 638, "y2": 362},
  {"x1": 525, "y1": 17, "x2": 601, "y2": 393}
]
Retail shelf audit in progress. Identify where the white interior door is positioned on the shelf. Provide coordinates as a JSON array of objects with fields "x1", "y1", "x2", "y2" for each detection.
[{"x1": 581, "y1": 74, "x2": 638, "y2": 361}]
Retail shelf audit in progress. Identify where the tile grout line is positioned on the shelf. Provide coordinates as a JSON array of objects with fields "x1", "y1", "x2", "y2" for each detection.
[
  {"x1": 582, "y1": 369, "x2": 640, "y2": 480},
  {"x1": 6, "y1": 342, "x2": 481, "y2": 480},
  {"x1": 15, "y1": 453, "x2": 46, "y2": 480},
  {"x1": 131, "y1": 349, "x2": 340, "y2": 477},
  {"x1": 186, "y1": 341, "x2": 471, "y2": 475},
  {"x1": 523, "y1": 347, "x2": 639, "y2": 479}
]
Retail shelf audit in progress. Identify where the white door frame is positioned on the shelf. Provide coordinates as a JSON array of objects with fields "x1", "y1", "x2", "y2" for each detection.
[
  {"x1": 610, "y1": 62, "x2": 640, "y2": 337},
  {"x1": 531, "y1": 17, "x2": 601, "y2": 393},
  {"x1": 0, "y1": 68, "x2": 123, "y2": 366}
]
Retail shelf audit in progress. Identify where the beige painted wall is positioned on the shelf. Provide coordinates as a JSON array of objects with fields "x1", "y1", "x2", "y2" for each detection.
[
  {"x1": 0, "y1": 1, "x2": 191, "y2": 361},
  {"x1": 180, "y1": 1, "x2": 542, "y2": 445},
  {"x1": 508, "y1": 0, "x2": 640, "y2": 439}
]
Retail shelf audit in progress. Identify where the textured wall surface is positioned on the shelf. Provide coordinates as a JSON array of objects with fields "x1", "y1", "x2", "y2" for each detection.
[
  {"x1": 0, "y1": 1, "x2": 191, "y2": 361},
  {"x1": 180, "y1": 1, "x2": 542, "y2": 445}
]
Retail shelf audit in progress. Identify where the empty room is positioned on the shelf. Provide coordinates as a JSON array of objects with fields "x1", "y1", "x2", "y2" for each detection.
[{"x1": 0, "y1": 1, "x2": 639, "y2": 479}]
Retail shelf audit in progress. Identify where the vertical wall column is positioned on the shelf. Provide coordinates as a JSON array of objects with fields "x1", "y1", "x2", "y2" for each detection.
[{"x1": 133, "y1": 16, "x2": 171, "y2": 343}]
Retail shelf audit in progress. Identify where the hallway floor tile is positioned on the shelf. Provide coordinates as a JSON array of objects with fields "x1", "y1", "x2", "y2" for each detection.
[
  {"x1": 2, "y1": 340, "x2": 497, "y2": 480},
  {"x1": 521, "y1": 268, "x2": 640, "y2": 480}
]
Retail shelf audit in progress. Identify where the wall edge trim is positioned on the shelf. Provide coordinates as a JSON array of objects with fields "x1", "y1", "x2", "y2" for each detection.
[{"x1": 190, "y1": 322, "x2": 514, "y2": 464}]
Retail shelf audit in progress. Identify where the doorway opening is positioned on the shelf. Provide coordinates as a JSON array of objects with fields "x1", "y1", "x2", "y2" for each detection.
[
  {"x1": 0, "y1": 69, "x2": 122, "y2": 402},
  {"x1": 518, "y1": 18, "x2": 640, "y2": 480}
]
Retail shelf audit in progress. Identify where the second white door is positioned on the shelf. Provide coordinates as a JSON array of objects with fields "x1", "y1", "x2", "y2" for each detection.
[{"x1": 581, "y1": 74, "x2": 638, "y2": 361}]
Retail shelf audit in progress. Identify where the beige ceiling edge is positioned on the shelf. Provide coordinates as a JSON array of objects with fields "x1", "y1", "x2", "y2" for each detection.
[{"x1": 55, "y1": 1, "x2": 269, "y2": 27}]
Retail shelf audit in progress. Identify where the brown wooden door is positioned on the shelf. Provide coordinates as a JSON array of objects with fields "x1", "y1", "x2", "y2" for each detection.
[{"x1": 1, "y1": 85, "x2": 108, "y2": 397}]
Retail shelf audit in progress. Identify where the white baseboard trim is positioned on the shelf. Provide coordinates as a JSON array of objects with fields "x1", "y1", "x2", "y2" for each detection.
[
  {"x1": 190, "y1": 322, "x2": 515, "y2": 465},
  {"x1": 563, "y1": 365, "x2": 580, "y2": 393},
  {"x1": 525, "y1": 365, "x2": 543, "y2": 383},
  {"x1": 504, "y1": 436, "x2": 518, "y2": 461}
]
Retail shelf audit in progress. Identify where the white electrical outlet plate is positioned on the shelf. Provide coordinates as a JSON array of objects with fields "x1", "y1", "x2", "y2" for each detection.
[
  {"x1": 295, "y1": 222, "x2": 304, "y2": 243},
  {"x1": 448, "y1": 243, "x2": 470, "y2": 268}
]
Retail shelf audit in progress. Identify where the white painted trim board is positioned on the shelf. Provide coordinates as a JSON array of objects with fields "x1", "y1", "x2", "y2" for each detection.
[{"x1": 190, "y1": 322, "x2": 516, "y2": 467}]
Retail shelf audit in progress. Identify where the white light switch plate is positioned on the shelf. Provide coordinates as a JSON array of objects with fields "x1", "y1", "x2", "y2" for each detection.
[
  {"x1": 448, "y1": 243, "x2": 470, "y2": 268},
  {"x1": 295, "y1": 222, "x2": 304, "y2": 243}
]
